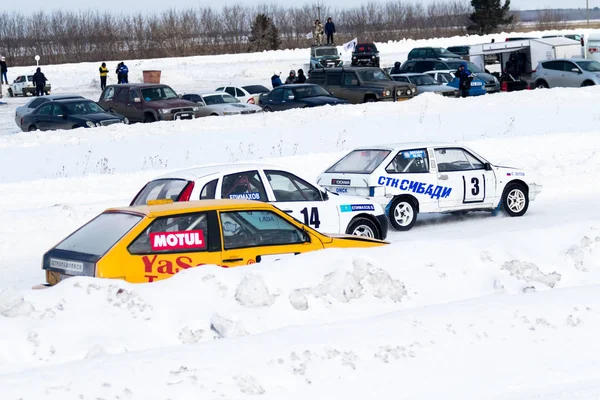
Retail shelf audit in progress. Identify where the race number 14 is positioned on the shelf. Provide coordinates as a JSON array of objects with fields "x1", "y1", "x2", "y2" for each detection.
[{"x1": 300, "y1": 207, "x2": 321, "y2": 228}]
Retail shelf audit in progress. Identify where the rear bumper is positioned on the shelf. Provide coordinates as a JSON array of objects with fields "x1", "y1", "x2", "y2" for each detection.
[{"x1": 376, "y1": 214, "x2": 389, "y2": 240}]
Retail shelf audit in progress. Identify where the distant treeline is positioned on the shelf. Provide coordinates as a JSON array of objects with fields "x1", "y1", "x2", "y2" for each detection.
[{"x1": 0, "y1": 1, "x2": 471, "y2": 66}]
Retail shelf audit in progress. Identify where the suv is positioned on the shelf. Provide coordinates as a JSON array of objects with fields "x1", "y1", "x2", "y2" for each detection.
[
  {"x1": 407, "y1": 47, "x2": 461, "y2": 60},
  {"x1": 98, "y1": 84, "x2": 201, "y2": 123},
  {"x1": 8, "y1": 75, "x2": 51, "y2": 97},
  {"x1": 351, "y1": 43, "x2": 380, "y2": 67},
  {"x1": 310, "y1": 45, "x2": 343, "y2": 70},
  {"x1": 532, "y1": 58, "x2": 600, "y2": 88},
  {"x1": 398, "y1": 59, "x2": 500, "y2": 93},
  {"x1": 307, "y1": 67, "x2": 416, "y2": 104}
]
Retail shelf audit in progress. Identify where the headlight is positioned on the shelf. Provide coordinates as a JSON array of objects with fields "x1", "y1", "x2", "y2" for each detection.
[
  {"x1": 85, "y1": 121, "x2": 96, "y2": 128},
  {"x1": 123, "y1": 118, "x2": 129, "y2": 124},
  {"x1": 192, "y1": 106, "x2": 200, "y2": 112},
  {"x1": 384, "y1": 90, "x2": 391, "y2": 96},
  {"x1": 406, "y1": 89, "x2": 412, "y2": 95},
  {"x1": 396, "y1": 90, "x2": 402, "y2": 96},
  {"x1": 158, "y1": 109, "x2": 169, "y2": 114}
]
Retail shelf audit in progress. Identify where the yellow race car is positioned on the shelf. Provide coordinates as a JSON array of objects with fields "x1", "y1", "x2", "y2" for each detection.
[{"x1": 40, "y1": 199, "x2": 387, "y2": 286}]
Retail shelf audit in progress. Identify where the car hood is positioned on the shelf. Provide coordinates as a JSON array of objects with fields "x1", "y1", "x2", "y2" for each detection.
[
  {"x1": 71, "y1": 113, "x2": 123, "y2": 121},
  {"x1": 364, "y1": 81, "x2": 401, "y2": 88},
  {"x1": 301, "y1": 96, "x2": 348, "y2": 105},
  {"x1": 473, "y1": 72, "x2": 497, "y2": 83},
  {"x1": 146, "y1": 99, "x2": 197, "y2": 108},
  {"x1": 206, "y1": 103, "x2": 261, "y2": 112},
  {"x1": 417, "y1": 85, "x2": 457, "y2": 93}
]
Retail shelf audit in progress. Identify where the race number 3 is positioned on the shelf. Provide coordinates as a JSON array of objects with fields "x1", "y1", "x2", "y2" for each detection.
[
  {"x1": 471, "y1": 177, "x2": 480, "y2": 196},
  {"x1": 300, "y1": 207, "x2": 321, "y2": 229}
]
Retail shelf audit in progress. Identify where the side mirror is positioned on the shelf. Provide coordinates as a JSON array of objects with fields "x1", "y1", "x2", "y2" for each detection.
[
  {"x1": 287, "y1": 95, "x2": 295, "y2": 100},
  {"x1": 571, "y1": 68, "x2": 581, "y2": 73},
  {"x1": 321, "y1": 190, "x2": 329, "y2": 201},
  {"x1": 133, "y1": 97, "x2": 141, "y2": 103},
  {"x1": 484, "y1": 162, "x2": 492, "y2": 171},
  {"x1": 351, "y1": 79, "x2": 358, "y2": 85}
]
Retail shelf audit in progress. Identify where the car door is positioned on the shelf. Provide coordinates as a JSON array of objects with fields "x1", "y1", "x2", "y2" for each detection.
[
  {"x1": 125, "y1": 211, "x2": 222, "y2": 282},
  {"x1": 48, "y1": 103, "x2": 70, "y2": 130},
  {"x1": 262, "y1": 169, "x2": 339, "y2": 234},
  {"x1": 540, "y1": 61, "x2": 563, "y2": 87},
  {"x1": 434, "y1": 147, "x2": 495, "y2": 210},
  {"x1": 126, "y1": 88, "x2": 144, "y2": 120},
  {"x1": 562, "y1": 61, "x2": 583, "y2": 87},
  {"x1": 32, "y1": 103, "x2": 53, "y2": 130},
  {"x1": 281, "y1": 88, "x2": 298, "y2": 110},
  {"x1": 342, "y1": 72, "x2": 360, "y2": 103},
  {"x1": 218, "y1": 208, "x2": 322, "y2": 266},
  {"x1": 111, "y1": 88, "x2": 129, "y2": 119},
  {"x1": 264, "y1": 88, "x2": 284, "y2": 110},
  {"x1": 325, "y1": 71, "x2": 343, "y2": 97}
]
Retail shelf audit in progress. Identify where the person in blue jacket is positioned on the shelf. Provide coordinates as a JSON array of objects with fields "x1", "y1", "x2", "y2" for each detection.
[
  {"x1": 324, "y1": 17, "x2": 336, "y2": 45},
  {"x1": 454, "y1": 62, "x2": 472, "y2": 98},
  {"x1": 271, "y1": 71, "x2": 282, "y2": 88}
]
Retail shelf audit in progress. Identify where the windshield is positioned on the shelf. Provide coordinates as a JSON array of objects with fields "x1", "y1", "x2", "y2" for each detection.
[
  {"x1": 242, "y1": 85, "x2": 269, "y2": 94},
  {"x1": 140, "y1": 86, "x2": 179, "y2": 101},
  {"x1": 438, "y1": 48, "x2": 457, "y2": 56},
  {"x1": 293, "y1": 86, "x2": 330, "y2": 98},
  {"x1": 326, "y1": 149, "x2": 391, "y2": 174},
  {"x1": 27, "y1": 76, "x2": 33, "y2": 81},
  {"x1": 55, "y1": 212, "x2": 142, "y2": 256},
  {"x1": 204, "y1": 94, "x2": 240, "y2": 105},
  {"x1": 64, "y1": 101, "x2": 106, "y2": 115},
  {"x1": 576, "y1": 61, "x2": 600, "y2": 72},
  {"x1": 410, "y1": 75, "x2": 438, "y2": 85},
  {"x1": 357, "y1": 69, "x2": 391, "y2": 82},
  {"x1": 315, "y1": 48, "x2": 338, "y2": 57},
  {"x1": 446, "y1": 61, "x2": 482, "y2": 73}
]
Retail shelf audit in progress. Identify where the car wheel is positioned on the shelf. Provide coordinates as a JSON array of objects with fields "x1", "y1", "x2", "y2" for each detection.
[
  {"x1": 365, "y1": 96, "x2": 377, "y2": 103},
  {"x1": 210, "y1": 113, "x2": 219, "y2": 116},
  {"x1": 7, "y1": 88, "x2": 13, "y2": 97},
  {"x1": 28, "y1": 125, "x2": 37, "y2": 132},
  {"x1": 22, "y1": 89, "x2": 28, "y2": 96},
  {"x1": 581, "y1": 80, "x2": 595, "y2": 87},
  {"x1": 346, "y1": 217, "x2": 380, "y2": 239},
  {"x1": 263, "y1": 106, "x2": 273, "y2": 112},
  {"x1": 72, "y1": 125, "x2": 82, "y2": 129},
  {"x1": 143, "y1": 113, "x2": 156, "y2": 123},
  {"x1": 535, "y1": 80, "x2": 548, "y2": 89},
  {"x1": 501, "y1": 183, "x2": 529, "y2": 217},
  {"x1": 388, "y1": 197, "x2": 417, "y2": 231}
]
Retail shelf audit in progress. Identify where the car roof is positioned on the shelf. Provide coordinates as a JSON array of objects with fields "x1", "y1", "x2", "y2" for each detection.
[
  {"x1": 352, "y1": 142, "x2": 458, "y2": 151},
  {"x1": 108, "y1": 199, "x2": 273, "y2": 217},
  {"x1": 107, "y1": 83, "x2": 170, "y2": 88},
  {"x1": 156, "y1": 162, "x2": 284, "y2": 180},
  {"x1": 31, "y1": 94, "x2": 83, "y2": 101},
  {"x1": 392, "y1": 73, "x2": 427, "y2": 76},
  {"x1": 424, "y1": 70, "x2": 457, "y2": 74},
  {"x1": 53, "y1": 98, "x2": 94, "y2": 103}
]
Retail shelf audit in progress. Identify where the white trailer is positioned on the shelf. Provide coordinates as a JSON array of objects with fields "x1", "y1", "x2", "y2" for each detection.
[{"x1": 585, "y1": 33, "x2": 600, "y2": 62}]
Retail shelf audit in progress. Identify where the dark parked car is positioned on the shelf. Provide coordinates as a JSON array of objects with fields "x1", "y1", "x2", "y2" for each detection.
[
  {"x1": 98, "y1": 84, "x2": 201, "y2": 123},
  {"x1": 351, "y1": 43, "x2": 380, "y2": 67},
  {"x1": 407, "y1": 47, "x2": 461, "y2": 60},
  {"x1": 258, "y1": 84, "x2": 348, "y2": 111},
  {"x1": 20, "y1": 99, "x2": 127, "y2": 132}
]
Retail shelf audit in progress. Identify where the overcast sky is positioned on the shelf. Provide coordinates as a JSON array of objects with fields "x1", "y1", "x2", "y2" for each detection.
[{"x1": 6, "y1": 0, "x2": 600, "y2": 14}]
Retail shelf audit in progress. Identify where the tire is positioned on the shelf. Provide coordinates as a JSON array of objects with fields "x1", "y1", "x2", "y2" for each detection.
[
  {"x1": 535, "y1": 80, "x2": 548, "y2": 89},
  {"x1": 72, "y1": 125, "x2": 81, "y2": 129},
  {"x1": 22, "y1": 89, "x2": 27, "y2": 97},
  {"x1": 346, "y1": 217, "x2": 381, "y2": 240},
  {"x1": 263, "y1": 106, "x2": 273, "y2": 112},
  {"x1": 28, "y1": 125, "x2": 37, "y2": 132},
  {"x1": 365, "y1": 96, "x2": 377, "y2": 103},
  {"x1": 501, "y1": 183, "x2": 529, "y2": 217},
  {"x1": 581, "y1": 80, "x2": 595, "y2": 87},
  {"x1": 143, "y1": 113, "x2": 156, "y2": 123},
  {"x1": 388, "y1": 197, "x2": 418, "y2": 231},
  {"x1": 7, "y1": 88, "x2": 13, "y2": 97},
  {"x1": 210, "y1": 113, "x2": 219, "y2": 116}
]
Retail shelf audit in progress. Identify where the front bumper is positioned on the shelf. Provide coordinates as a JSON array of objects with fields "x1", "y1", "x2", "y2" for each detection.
[
  {"x1": 160, "y1": 112, "x2": 199, "y2": 121},
  {"x1": 376, "y1": 214, "x2": 389, "y2": 240},
  {"x1": 529, "y1": 183, "x2": 542, "y2": 201}
]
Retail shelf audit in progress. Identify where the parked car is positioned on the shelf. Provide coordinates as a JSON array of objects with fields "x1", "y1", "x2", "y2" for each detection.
[
  {"x1": 98, "y1": 84, "x2": 201, "y2": 123},
  {"x1": 258, "y1": 84, "x2": 347, "y2": 111},
  {"x1": 391, "y1": 73, "x2": 459, "y2": 97},
  {"x1": 181, "y1": 92, "x2": 262, "y2": 116},
  {"x1": 351, "y1": 43, "x2": 380, "y2": 67},
  {"x1": 215, "y1": 85, "x2": 270, "y2": 104},
  {"x1": 14, "y1": 94, "x2": 84, "y2": 130},
  {"x1": 316, "y1": 143, "x2": 542, "y2": 231},
  {"x1": 424, "y1": 69, "x2": 486, "y2": 95},
  {"x1": 407, "y1": 47, "x2": 462, "y2": 60},
  {"x1": 307, "y1": 67, "x2": 416, "y2": 104},
  {"x1": 20, "y1": 98, "x2": 127, "y2": 132},
  {"x1": 424, "y1": 70, "x2": 456, "y2": 85},
  {"x1": 398, "y1": 59, "x2": 500, "y2": 93},
  {"x1": 531, "y1": 58, "x2": 600, "y2": 89},
  {"x1": 37, "y1": 199, "x2": 387, "y2": 287},
  {"x1": 310, "y1": 44, "x2": 343, "y2": 70},
  {"x1": 8, "y1": 75, "x2": 51, "y2": 97},
  {"x1": 131, "y1": 163, "x2": 388, "y2": 239}
]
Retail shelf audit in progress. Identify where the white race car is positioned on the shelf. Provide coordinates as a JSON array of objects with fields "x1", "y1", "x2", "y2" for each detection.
[
  {"x1": 131, "y1": 163, "x2": 389, "y2": 239},
  {"x1": 316, "y1": 142, "x2": 542, "y2": 231}
]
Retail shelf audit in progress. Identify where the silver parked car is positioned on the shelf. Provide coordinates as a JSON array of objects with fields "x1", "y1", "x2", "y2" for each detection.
[
  {"x1": 14, "y1": 94, "x2": 84, "y2": 129},
  {"x1": 390, "y1": 73, "x2": 459, "y2": 97},
  {"x1": 181, "y1": 92, "x2": 263, "y2": 116},
  {"x1": 532, "y1": 58, "x2": 600, "y2": 89}
]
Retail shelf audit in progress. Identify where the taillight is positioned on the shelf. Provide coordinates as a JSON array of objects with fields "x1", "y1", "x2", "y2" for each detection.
[
  {"x1": 247, "y1": 97, "x2": 255, "y2": 104},
  {"x1": 531, "y1": 69, "x2": 536, "y2": 73},
  {"x1": 178, "y1": 181, "x2": 195, "y2": 201},
  {"x1": 501, "y1": 81, "x2": 508, "y2": 91}
]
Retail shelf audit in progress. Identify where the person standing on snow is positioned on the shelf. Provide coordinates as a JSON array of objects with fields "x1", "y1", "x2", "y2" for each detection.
[
  {"x1": 295, "y1": 69, "x2": 307, "y2": 83},
  {"x1": 32, "y1": 67, "x2": 47, "y2": 96},
  {"x1": 454, "y1": 63, "x2": 472, "y2": 98},
  {"x1": 390, "y1": 61, "x2": 402, "y2": 75},
  {"x1": 0, "y1": 57, "x2": 8, "y2": 85},
  {"x1": 313, "y1": 19, "x2": 324, "y2": 45},
  {"x1": 99, "y1": 62, "x2": 108, "y2": 89},
  {"x1": 324, "y1": 17, "x2": 336, "y2": 45},
  {"x1": 284, "y1": 70, "x2": 296, "y2": 84},
  {"x1": 271, "y1": 71, "x2": 282, "y2": 88},
  {"x1": 119, "y1": 62, "x2": 129, "y2": 84}
]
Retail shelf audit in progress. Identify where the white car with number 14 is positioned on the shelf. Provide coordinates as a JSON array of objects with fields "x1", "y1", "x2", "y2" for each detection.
[{"x1": 317, "y1": 142, "x2": 542, "y2": 231}]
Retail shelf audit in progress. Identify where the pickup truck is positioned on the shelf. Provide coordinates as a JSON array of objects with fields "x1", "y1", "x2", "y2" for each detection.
[
  {"x1": 8, "y1": 75, "x2": 51, "y2": 97},
  {"x1": 307, "y1": 67, "x2": 416, "y2": 104}
]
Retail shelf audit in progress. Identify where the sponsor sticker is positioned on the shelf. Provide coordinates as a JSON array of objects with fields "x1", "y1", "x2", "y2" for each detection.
[
  {"x1": 335, "y1": 188, "x2": 348, "y2": 193},
  {"x1": 331, "y1": 178, "x2": 351, "y2": 186},
  {"x1": 402, "y1": 150, "x2": 425, "y2": 159},
  {"x1": 228, "y1": 192, "x2": 261, "y2": 200},
  {"x1": 150, "y1": 230, "x2": 206, "y2": 251},
  {"x1": 49, "y1": 258, "x2": 84, "y2": 273},
  {"x1": 340, "y1": 204, "x2": 376, "y2": 212},
  {"x1": 506, "y1": 172, "x2": 525, "y2": 177}
]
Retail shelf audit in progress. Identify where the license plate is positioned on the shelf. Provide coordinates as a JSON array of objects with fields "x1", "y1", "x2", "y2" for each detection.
[
  {"x1": 472, "y1": 82, "x2": 483, "y2": 86},
  {"x1": 180, "y1": 113, "x2": 190, "y2": 118}
]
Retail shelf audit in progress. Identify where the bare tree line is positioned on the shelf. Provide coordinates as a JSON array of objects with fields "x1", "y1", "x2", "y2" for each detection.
[{"x1": 0, "y1": 1, "x2": 471, "y2": 66}]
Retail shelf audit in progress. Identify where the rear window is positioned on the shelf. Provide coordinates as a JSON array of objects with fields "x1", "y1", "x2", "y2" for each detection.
[
  {"x1": 326, "y1": 149, "x2": 391, "y2": 174},
  {"x1": 55, "y1": 212, "x2": 142, "y2": 256},
  {"x1": 132, "y1": 179, "x2": 189, "y2": 206},
  {"x1": 242, "y1": 85, "x2": 269, "y2": 94}
]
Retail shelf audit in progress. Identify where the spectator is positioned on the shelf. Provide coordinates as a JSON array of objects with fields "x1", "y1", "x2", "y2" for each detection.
[
  {"x1": 116, "y1": 62, "x2": 123, "y2": 83},
  {"x1": 324, "y1": 17, "x2": 336, "y2": 45},
  {"x1": 32, "y1": 67, "x2": 47, "y2": 96},
  {"x1": 313, "y1": 19, "x2": 324, "y2": 46},
  {"x1": 454, "y1": 63, "x2": 472, "y2": 98},
  {"x1": 0, "y1": 56, "x2": 7, "y2": 85},
  {"x1": 390, "y1": 61, "x2": 402, "y2": 75},
  {"x1": 120, "y1": 62, "x2": 129, "y2": 84},
  {"x1": 99, "y1": 62, "x2": 108, "y2": 90},
  {"x1": 271, "y1": 71, "x2": 282, "y2": 88},
  {"x1": 295, "y1": 69, "x2": 307, "y2": 83},
  {"x1": 284, "y1": 70, "x2": 296, "y2": 84}
]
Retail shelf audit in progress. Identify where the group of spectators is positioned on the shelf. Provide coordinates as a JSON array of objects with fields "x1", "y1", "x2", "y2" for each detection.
[
  {"x1": 271, "y1": 69, "x2": 307, "y2": 88},
  {"x1": 99, "y1": 62, "x2": 129, "y2": 89},
  {"x1": 312, "y1": 17, "x2": 336, "y2": 45}
]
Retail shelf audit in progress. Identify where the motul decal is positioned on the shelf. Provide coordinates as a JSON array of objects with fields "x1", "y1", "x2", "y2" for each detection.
[{"x1": 150, "y1": 230, "x2": 205, "y2": 251}]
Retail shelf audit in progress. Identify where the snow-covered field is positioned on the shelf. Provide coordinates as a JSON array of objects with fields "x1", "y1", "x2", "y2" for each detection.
[{"x1": 1, "y1": 31, "x2": 600, "y2": 399}]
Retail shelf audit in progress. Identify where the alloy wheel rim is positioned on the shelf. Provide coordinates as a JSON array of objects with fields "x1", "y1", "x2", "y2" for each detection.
[
  {"x1": 394, "y1": 202, "x2": 413, "y2": 226},
  {"x1": 507, "y1": 189, "x2": 526, "y2": 212},
  {"x1": 352, "y1": 225, "x2": 375, "y2": 238}
]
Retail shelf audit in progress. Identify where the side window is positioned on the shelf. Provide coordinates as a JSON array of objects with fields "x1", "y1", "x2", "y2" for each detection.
[
  {"x1": 235, "y1": 88, "x2": 245, "y2": 97},
  {"x1": 216, "y1": 87, "x2": 224, "y2": 91},
  {"x1": 426, "y1": 49, "x2": 436, "y2": 58},
  {"x1": 116, "y1": 88, "x2": 128, "y2": 104},
  {"x1": 219, "y1": 210, "x2": 305, "y2": 250},
  {"x1": 385, "y1": 149, "x2": 429, "y2": 173},
  {"x1": 564, "y1": 62, "x2": 578, "y2": 72},
  {"x1": 270, "y1": 89, "x2": 283, "y2": 101},
  {"x1": 343, "y1": 72, "x2": 358, "y2": 86},
  {"x1": 264, "y1": 170, "x2": 322, "y2": 202},
  {"x1": 543, "y1": 61, "x2": 562, "y2": 71},
  {"x1": 433, "y1": 62, "x2": 447, "y2": 71},
  {"x1": 393, "y1": 76, "x2": 409, "y2": 83},
  {"x1": 129, "y1": 89, "x2": 139, "y2": 103},
  {"x1": 51, "y1": 104, "x2": 64, "y2": 116},
  {"x1": 402, "y1": 61, "x2": 415, "y2": 72},
  {"x1": 36, "y1": 104, "x2": 53, "y2": 115},
  {"x1": 102, "y1": 87, "x2": 114, "y2": 102},
  {"x1": 200, "y1": 179, "x2": 217, "y2": 200},
  {"x1": 221, "y1": 171, "x2": 267, "y2": 201},
  {"x1": 435, "y1": 148, "x2": 484, "y2": 172},
  {"x1": 225, "y1": 87, "x2": 236, "y2": 96},
  {"x1": 415, "y1": 62, "x2": 434, "y2": 73},
  {"x1": 29, "y1": 98, "x2": 45, "y2": 108},
  {"x1": 128, "y1": 212, "x2": 209, "y2": 255},
  {"x1": 326, "y1": 72, "x2": 342, "y2": 85},
  {"x1": 283, "y1": 88, "x2": 295, "y2": 100}
]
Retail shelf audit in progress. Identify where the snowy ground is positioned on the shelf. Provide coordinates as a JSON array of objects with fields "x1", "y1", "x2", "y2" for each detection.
[{"x1": 1, "y1": 31, "x2": 600, "y2": 399}]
